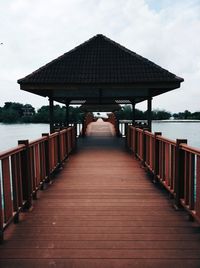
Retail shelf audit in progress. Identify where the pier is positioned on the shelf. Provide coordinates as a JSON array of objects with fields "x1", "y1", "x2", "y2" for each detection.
[
  {"x1": 1, "y1": 34, "x2": 199, "y2": 267},
  {"x1": 0, "y1": 120, "x2": 200, "y2": 267}
]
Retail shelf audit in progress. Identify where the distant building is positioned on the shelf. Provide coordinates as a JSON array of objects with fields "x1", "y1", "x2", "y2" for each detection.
[{"x1": 22, "y1": 104, "x2": 35, "y2": 116}]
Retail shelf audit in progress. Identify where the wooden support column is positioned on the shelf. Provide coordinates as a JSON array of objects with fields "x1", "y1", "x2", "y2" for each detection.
[
  {"x1": 49, "y1": 98, "x2": 54, "y2": 133},
  {"x1": 147, "y1": 97, "x2": 152, "y2": 132},
  {"x1": 131, "y1": 101, "x2": 136, "y2": 126},
  {"x1": 65, "y1": 101, "x2": 70, "y2": 127}
]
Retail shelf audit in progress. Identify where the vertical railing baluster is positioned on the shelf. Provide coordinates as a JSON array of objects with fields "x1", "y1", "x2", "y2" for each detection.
[
  {"x1": 174, "y1": 139, "x2": 187, "y2": 208},
  {"x1": 11, "y1": 154, "x2": 21, "y2": 223},
  {"x1": 154, "y1": 132, "x2": 162, "y2": 182},
  {"x1": 184, "y1": 152, "x2": 189, "y2": 206},
  {"x1": 42, "y1": 134, "x2": 50, "y2": 182},
  {"x1": 142, "y1": 129, "x2": 147, "y2": 165},
  {"x1": 189, "y1": 153, "x2": 195, "y2": 210},
  {"x1": 18, "y1": 140, "x2": 32, "y2": 210},
  {"x1": 196, "y1": 156, "x2": 200, "y2": 221}
]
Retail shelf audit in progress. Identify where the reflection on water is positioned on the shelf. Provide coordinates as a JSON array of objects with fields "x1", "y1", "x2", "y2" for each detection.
[{"x1": 0, "y1": 121, "x2": 199, "y2": 152}]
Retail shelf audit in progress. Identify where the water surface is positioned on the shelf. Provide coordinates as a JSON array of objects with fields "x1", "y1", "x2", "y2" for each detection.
[
  {"x1": 0, "y1": 121, "x2": 200, "y2": 152},
  {"x1": 152, "y1": 121, "x2": 200, "y2": 148},
  {"x1": 0, "y1": 123, "x2": 49, "y2": 152}
]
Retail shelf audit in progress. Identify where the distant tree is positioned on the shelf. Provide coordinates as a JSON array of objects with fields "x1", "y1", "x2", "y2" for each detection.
[
  {"x1": 4, "y1": 102, "x2": 24, "y2": 116},
  {"x1": 115, "y1": 106, "x2": 171, "y2": 120},
  {"x1": 183, "y1": 110, "x2": 191, "y2": 119},
  {"x1": 136, "y1": 109, "x2": 146, "y2": 120},
  {"x1": 2, "y1": 101, "x2": 198, "y2": 124},
  {"x1": 69, "y1": 106, "x2": 84, "y2": 123},
  {"x1": 32, "y1": 105, "x2": 83, "y2": 124},
  {"x1": 152, "y1": 109, "x2": 171, "y2": 120},
  {"x1": 191, "y1": 111, "x2": 200, "y2": 119},
  {"x1": 1, "y1": 102, "x2": 24, "y2": 123},
  {"x1": 173, "y1": 110, "x2": 193, "y2": 120},
  {"x1": 1, "y1": 109, "x2": 20, "y2": 123},
  {"x1": 0, "y1": 107, "x2": 3, "y2": 121},
  {"x1": 33, "y1": 106, "x2": 50, "y2": 123}
]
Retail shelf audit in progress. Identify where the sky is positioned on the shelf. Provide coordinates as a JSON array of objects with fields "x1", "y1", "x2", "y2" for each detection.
[{"x1": 0, "y1": 0, "x2": 200, "y2": 112}]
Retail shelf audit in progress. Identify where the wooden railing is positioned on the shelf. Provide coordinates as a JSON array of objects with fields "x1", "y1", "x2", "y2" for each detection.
[
  {"x1": 119, "y1": 121, "x2": 130, "y2": 137},
  {"x1": 0, "y1": 127, "x2": 76, "y2": 242},
  {"x1": 82, "y1": 113, "x2": 95, "y2": 136},
  {"x1": 54, "y1": 123, "x2": 83, "y2": 138},
  {"x1": 127, "y1": 125, "x2": 200, "y2": 224}
]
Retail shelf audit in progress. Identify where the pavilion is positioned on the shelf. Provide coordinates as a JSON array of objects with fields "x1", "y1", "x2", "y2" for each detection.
[{"x1": 18, "y1": 34, "x2": 184, "y2": 132}]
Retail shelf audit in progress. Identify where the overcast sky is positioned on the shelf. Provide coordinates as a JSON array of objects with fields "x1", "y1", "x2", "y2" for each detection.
[{"x1": 1, "y1": 0, "x2": 200, "y2": 112}]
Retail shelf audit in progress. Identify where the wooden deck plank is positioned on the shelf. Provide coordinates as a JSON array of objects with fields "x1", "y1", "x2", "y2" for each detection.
[
  {"x1": 2, "y1": 240, "x2": 200, "y2": 249},
  {"x1": 0, "y1": 259, "x2": 200, "y2": 268},
  {"x1": 5, "y1": 233, "x2": 200, "y2": 241},
  {"x1": 1, "y1": 135, "x2": 200, "y2": 267}
]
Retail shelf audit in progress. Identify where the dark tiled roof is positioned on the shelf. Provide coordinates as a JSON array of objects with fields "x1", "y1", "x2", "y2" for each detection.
[{"x1": 18, "y1": 34, "x2": 183, "y2": 84}]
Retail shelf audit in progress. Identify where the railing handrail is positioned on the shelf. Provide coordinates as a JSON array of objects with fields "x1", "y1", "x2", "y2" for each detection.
[
  {"x1": 0, "y1": 126, "x2": 77, "y2": 242},
  {"x1": 126, "y1": 125, "x2": 200, "y2": 225},
  {"x1": 0, "y1": 144, "x2": 26, "y2": 160},
  {"x1": 28, "y1": 136, "x2": 47, "y2": 147},
  {"x1": 144, "y1": 130, "x2": 154, "y2": 137},
  {"x1": 156, "y1": 135, "x2": 176, "y2": 146},
  {"x1": 180, "y1": 143, "x2": 200, "y2": 156}
]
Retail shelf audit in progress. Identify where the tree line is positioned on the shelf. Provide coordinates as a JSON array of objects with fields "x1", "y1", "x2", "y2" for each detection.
[
  {"x1": 115, "y1": 105, "x2": 200, "y2": 121},
  {"x1": 0, "y1": 102, "x2": 199, "y2": 124},
  {"x1": 0, "y1": 102, "x2": 83, "y2": 124}
]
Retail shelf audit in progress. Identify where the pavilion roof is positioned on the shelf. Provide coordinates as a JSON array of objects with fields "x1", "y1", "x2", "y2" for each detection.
[
  {"x1": 18, "y1": 34, "x2": 184, "y2": 105},
  {"x1": 18, "y1": 34, "x2": 183, "y2": 85}
]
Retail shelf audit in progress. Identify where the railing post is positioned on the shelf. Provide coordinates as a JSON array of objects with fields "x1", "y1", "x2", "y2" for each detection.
[
  {"x1": 57, "y1": 131, "x2": 61, "y2": 166},
  {"x1": 72, "y1": 126, "x2": 77, "y2": 151},
  {"x1": 42, "y1": 133, "x2": 50, "y2": 183},
  {"x1": 74, "y1": 123, "x2": 77, "y2": 138},
  {"x1": 82, "y1": 119, "x2": 86, "y2": 137},
  {"x1": 154, "y1": 132, "x2": 162, "y2": 183},
  {"x1": 116, "y1": 119, "x2": 120, "y2": 137},
  {"x1": 142, "y1": 129, "x2": 148, "y2": 166},
  {"x1": 125, "y1": 123, "x2": 129, "y2": 149},
  {"x1": 134, "y1": 128, "x2": 138, "y2": 157},
  {"x1": 18, "y1": 140, "x2": 32, "y2": 210},
  {"x1": 174, "y1": 139, "x2": 187, "y2": 209}
]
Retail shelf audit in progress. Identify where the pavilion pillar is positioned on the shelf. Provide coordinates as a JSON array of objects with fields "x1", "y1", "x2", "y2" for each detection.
[
  {"x1": 49, "y1": 97, "x2": 54, "y2": 133},
  {"x1": 131, "y1": 101, "x2": 136, "y2": 126},
  {"x1": 65, "y1": 101, "x2": 70, "y2": 127},
  {"x1": 147, "y1": 97, "x2": 152, "y2": 132}
]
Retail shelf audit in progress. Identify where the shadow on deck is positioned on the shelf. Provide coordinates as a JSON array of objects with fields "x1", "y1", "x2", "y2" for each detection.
[{"x1": 0, "y1": 135, "x2": 200, "y2": 267}]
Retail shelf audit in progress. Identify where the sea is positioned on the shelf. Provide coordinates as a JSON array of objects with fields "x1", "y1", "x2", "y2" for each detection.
[{"x1": 0, "y1": 121, "x2": 200, "y2": 152}]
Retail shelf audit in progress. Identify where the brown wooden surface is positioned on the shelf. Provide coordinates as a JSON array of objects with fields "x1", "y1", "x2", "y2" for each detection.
[{"x1": 1, "y1": 132, "x2": 200, "y2": 267}]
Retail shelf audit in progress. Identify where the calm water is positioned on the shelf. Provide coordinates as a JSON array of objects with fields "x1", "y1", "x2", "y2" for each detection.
[
  {"x1": 152, "y1": 121, "x2": 200, "y2": 148},
  {"x1": 0, "y1": 123, "x2": 49, "y2": 152},
  {"x1": 0, "y1": 121, "x2": 200, "y2": 152}
]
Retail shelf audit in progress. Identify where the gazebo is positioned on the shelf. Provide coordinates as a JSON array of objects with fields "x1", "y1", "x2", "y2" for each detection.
[{"x1": 18, "y1": 34, "x2": 184, "y2": 132}]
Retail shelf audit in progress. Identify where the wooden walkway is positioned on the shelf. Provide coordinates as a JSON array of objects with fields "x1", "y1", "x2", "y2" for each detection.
[{"x1": 1, "y1": 127, "x2": 200, "y2": 267}]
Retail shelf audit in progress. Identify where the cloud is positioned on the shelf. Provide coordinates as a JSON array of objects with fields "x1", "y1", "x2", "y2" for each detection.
[{"x1": 0, "y1": 0, "x2": 200, "y2": 111}]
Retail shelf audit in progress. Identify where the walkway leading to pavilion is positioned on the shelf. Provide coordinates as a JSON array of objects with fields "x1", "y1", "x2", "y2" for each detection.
[
  {"x1": 0, "y1": 135, "x2": 200, "y2": 267},
  {"x1": 86, "y1": 118, "x2": 116, "y2": 137}
]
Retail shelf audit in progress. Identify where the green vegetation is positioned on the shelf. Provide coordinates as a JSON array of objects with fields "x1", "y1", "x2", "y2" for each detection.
[
  {"x1": 0, "y1": 103, "x2": 200, "y2": 124},
  {"x1": 0, "y1": 102, "x2": 84, "y2": 124},
  {"x1": 173, "y1": 110, "x2": 200, "y2": 120},
  {"x1": 115, "y1": 106, "x2": 172, "y2": 120}
]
